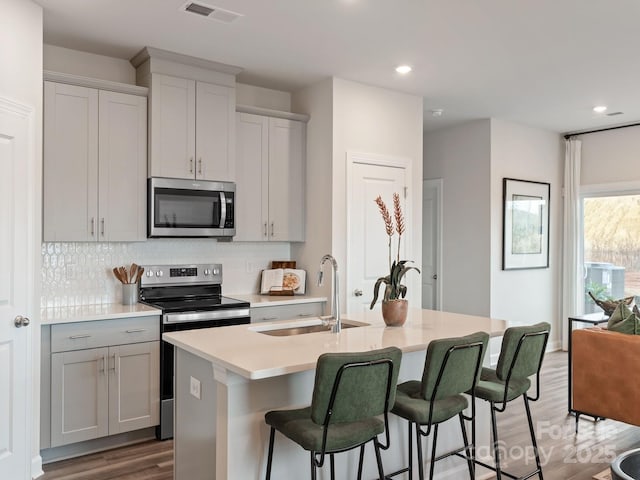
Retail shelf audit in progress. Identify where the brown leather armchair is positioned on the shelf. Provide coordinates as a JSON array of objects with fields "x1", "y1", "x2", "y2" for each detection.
[{"x1": 572, "y1": 328, "x2": 640, "y2": 427}]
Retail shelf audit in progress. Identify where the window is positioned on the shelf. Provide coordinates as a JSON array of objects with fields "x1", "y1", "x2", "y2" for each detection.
[{"x1": 583, "y1": 194, "x2": 640, "y2": 313}]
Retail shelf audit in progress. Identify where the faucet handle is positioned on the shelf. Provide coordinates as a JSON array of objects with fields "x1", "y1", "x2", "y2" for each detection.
[{"x1": 317, "y1": 270, "x2": 324, "y2": 287}]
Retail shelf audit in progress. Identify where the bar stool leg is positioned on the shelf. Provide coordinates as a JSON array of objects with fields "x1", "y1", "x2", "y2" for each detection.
[
  {"x1": 373, "y1": 439, "x2": 385, "y2": 480},
  {"x1": 415, "y1": 423, "x2": 425, "y2": 480},
  {"x1": 407, "y1": 421, "x2": 413, "y2": 480},
  {"x1": 330, "y1": 453, "x2": 335, "y2": 480},
  {"x1": 523, "y1": 395, "x2": 544, "y2": 480},
  {"x1": 310, "y1": 452, "x2": 317, "y2": 480},
  {"x1": 429, "y1": 424, "x2": 439, "y2": 480},
  {"x1": 490, "y1": 402, "x2": 502, "y2": 480},
  {"x1": 266, "y1": 427, "x2": 275, "y2": 480},
  {"x1": 458, "y1": 413, "x2": 475, "y2": 478},
  {"x1": 357, "y1": 444, "x2": 365, "y2": 480}
]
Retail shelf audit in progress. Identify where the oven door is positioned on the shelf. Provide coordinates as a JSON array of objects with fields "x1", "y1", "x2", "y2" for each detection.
[{"x1": 148, "y1": 177, "x2": 235, "y2": 237}]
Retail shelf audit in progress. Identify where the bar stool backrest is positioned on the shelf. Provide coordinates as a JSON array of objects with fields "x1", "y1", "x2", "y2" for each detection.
[
  {"x1": 495, "y1": 322, "x2": 550, "y2": 382},
  {"x1": 420, "y1": 331, "x2": 489, "y2": 401},
  {"x1": 310, "y1": 346, "x2": 402, "y2": 425}
]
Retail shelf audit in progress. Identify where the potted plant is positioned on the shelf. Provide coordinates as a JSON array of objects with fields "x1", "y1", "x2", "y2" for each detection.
[{"x1": 370, "y1": 193, "x2": 420, "y2": 326}]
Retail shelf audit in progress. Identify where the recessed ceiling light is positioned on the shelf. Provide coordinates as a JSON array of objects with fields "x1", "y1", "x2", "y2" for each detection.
[
  {"x1": 593, "y1": 105, "x2": 608, "y2": 113},
  {"x1": 395, "y1": 65, "x2": 412, "y2": 74},
  {"x1": 430, "y1": 109, "x2": 444, "y2": 117}
]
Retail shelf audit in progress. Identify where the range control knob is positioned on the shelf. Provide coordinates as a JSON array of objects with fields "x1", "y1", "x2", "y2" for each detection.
[
  {"x1": 156, "y1": 270, "x2": 164, "y2": 277},
  {"x1": 204, "y1": 269, "x2": 211, "y2": 276},
  {"x1": 146, "y1": 270, "x2": 154, "y2": 277},
  {"x1": 213, "y1": 268, "x2": 220, "y2": 275}
]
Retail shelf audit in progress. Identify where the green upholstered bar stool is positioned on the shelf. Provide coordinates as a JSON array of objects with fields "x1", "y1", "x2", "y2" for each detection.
[
  {"x1": 473, "y1": 322, "x2": 550, "y2": 480},
  {"x1": 264, "y1": 346, "x2": 402, "y2": 480},
  {"x1": 387, "y1": 331, "x2": 489, "y2": 480}
]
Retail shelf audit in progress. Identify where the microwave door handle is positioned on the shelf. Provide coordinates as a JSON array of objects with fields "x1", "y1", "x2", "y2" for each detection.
[{"x1": 219, "y1": 192, "x2": 226, "y2": 228}]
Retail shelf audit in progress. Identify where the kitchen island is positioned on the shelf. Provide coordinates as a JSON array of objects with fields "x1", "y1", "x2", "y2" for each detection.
[{"x1": 163, "y1": 308, "x2": 506, "y2": 480}]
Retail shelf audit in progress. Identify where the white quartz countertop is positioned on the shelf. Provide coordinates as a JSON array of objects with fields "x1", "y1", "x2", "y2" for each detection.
[
  {"x1": 41, "y1": 303, "x2": 162, "y2": 325},
  {"x1": 230, "y1": 294, "x2": 327, "y2": 307},
  {"x1": 163, "y1": 308, "x2": 506, "y2": 380}
]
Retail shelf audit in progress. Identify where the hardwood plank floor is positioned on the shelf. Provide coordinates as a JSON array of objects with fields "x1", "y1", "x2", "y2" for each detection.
[{"x1": 40, "y1": 351, "x2": 640, "y2": 479}]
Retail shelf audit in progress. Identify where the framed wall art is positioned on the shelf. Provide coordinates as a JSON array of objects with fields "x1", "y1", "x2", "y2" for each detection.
[{"x1": 502, "y1": 178, "x2": 550, "y2": 270}]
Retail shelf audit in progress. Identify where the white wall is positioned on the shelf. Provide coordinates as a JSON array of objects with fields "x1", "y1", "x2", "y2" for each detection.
[
  {"x1": 291, "y1": 78, "x2": 333, "y2": 302},
  {"x1": 236, "y1": 83, "x2": 291, "y2": 111},
  {"x1": 2, "y1": 0, "x2": 43, "y2": 475},
  {"x1": 424, "y1": 120, "x2": 492, "y2": 316},
  {"x1": 291, "y1": 78, "x2": 423, "y2": 311},
  {"x1": 332, "y1": 78, "x2": 424, "y2": 310},
  {"x1": 579, "y1": 125, "x2": 640, "y2": 188},
  {"x1": 489, "y1": 119, "x2": 564, "y2": 350},
  {"x1": 44, "y1": 44, "x2": 136, "y2": 84}
]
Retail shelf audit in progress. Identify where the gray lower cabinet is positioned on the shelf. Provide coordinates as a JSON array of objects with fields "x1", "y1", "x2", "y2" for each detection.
[
  {"x1": 47, "y1": 316, "x2": 160, "y2": 448},
  {"x1": 250, "y1": 301, "x2": 325, "y2": 323}
]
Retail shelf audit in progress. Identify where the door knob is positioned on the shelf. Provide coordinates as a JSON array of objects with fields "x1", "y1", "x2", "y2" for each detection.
[
  {"x1": 354, "y1": 289, "x2": 363, "y2": 297},
  {"x1": 432, "y1": 274, "x2": 438, "y2": 280},
  {"x1": 14, "y1": 315, "x2": 30, "y2": 328}
]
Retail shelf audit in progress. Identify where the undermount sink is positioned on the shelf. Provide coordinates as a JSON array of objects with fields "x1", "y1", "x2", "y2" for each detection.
[{"x1": 250, "y1": 318, "x2": 369, "y2": 336}]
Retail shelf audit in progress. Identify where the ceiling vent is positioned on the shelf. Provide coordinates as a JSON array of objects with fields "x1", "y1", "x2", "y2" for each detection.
[
  {"x1": 606, "y1": 111, "x2": 624, "y2": 117},
  {"x1": 180, "y1": 1, "x2": 243, "y2": 23}
]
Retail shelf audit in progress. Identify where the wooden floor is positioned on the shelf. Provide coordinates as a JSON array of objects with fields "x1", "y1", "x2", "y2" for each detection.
[{"x1": 40, "y1": 351, "x2": 640, "y2": 480}]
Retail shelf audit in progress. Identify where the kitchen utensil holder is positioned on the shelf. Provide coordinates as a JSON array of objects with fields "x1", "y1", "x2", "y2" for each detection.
[{"x1": 122, "y1": 283, "x2": 139, "y2": 305}]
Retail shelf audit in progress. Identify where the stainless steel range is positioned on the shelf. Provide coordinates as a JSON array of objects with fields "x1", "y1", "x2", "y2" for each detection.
[{"x1": 139, "y1": 263, "x2": 250, "y2": 440}]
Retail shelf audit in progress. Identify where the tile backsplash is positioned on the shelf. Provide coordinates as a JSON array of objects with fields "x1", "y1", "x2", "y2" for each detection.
[{"x1": 41, "y1": 239, "x2": 290, "y2": 308}]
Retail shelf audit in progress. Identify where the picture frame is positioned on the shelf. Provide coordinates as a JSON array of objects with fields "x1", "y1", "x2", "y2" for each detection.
[{"x1": 502, "y1": 178, "x2": 550, "y2": 270}]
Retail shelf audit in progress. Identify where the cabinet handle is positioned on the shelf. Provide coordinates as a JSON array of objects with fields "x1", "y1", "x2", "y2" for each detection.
[
  {"x1": 69, "y1": 334, "x2": 91, "y2": 339},
  {"x1": 198, "y1": 158, "x2": 202, "y2": 175},
  {"x1": 90, "y1": 217, "x2": 95, "y2": 236},
  {"x1": 264, "y1": 222, "x2": 268, "y2": 237},
  {"x1": 100, "y1": 218, "x2": 105, "y2": 237},
  {"x1": 126, "y1": 328, "x2": 146, "y2": 333},
  {"x1": 110, "y1": 353, "x2": 117, "y2": 373},
  {"x1": 189, "y1": 157, "x2": 194, "y2": 174},
  {"x1": 262, "y1": 317, "x2": 278, "y2": 321},
  {"x1": 100, "y1": 355, "x2": 107, "y2": 374},
  {"x1": 270, "y1": 222, "x2": 274, "y2": 237},
  {"x1": 298, "y1": 313, "x2": 314, "y2": 317}
]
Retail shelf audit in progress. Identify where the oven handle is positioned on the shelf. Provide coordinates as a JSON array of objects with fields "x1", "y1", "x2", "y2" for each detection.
[{"x1": 163, "y1": 308, "x2": 250, "y2": 324}]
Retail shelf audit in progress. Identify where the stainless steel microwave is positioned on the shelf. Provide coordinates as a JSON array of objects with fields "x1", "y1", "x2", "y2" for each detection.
[{"x1": 148, "y1": 177, "x2": 235, "y2": 238}]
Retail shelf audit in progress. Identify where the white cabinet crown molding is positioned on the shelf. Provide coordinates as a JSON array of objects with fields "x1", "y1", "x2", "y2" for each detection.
[
  {"x1": 130, "y1": 46, "x2": 242, "y2": 75},
  {"x1": 44, "y1": 70, "x2": 148, "y2": 96},
  {"x1": 236, "y1": 104, "x2": 309, "y2": 123}
]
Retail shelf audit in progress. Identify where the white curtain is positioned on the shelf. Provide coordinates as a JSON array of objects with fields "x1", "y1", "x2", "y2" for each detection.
[{"x1": 561, "y1": 138, "x2": 582, "y2": 350}]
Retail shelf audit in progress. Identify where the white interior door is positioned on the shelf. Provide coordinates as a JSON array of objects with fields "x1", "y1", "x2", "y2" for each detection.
[
  {"x1": 348, "y1": 157, "x2": 408, "y2": 314},
  {"x1": 0, "y1": 99, "x2": 32, "y2": 479},
  {"x1": 422, "y1": 179, "x2": 442, "y2": 310}
]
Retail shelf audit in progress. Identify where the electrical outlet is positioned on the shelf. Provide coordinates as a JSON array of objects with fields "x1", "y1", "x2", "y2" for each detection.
[{"x1": 190, "y1": 376, "x2": 201, "y2": 400}]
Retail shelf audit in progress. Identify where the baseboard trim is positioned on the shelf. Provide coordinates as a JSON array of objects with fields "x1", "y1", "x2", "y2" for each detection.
[
  {"x1": 40, "y1": 427, "x2": 157, "y2": 464},
  {"x1": 31, "y1": 454, "x2": 43, "y2": 479}
]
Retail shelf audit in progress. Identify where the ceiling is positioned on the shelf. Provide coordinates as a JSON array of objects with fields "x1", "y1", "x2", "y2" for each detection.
[{"x1": 35, "y1": 0, "x2": 640, "y2": 134}]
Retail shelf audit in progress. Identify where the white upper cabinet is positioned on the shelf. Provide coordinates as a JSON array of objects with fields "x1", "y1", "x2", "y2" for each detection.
[
  {"x1": 149, "y1": 73, "x2": 235, "y2": 181},
  {"x1": 235, "y1": 112, "x2": 306, "y2": 242},
  {"x1": 44, "y1": 81, "x2": 147, "y2": 242}
]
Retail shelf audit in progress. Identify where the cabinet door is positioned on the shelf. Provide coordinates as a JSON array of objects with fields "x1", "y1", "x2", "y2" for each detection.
[
  {"x1": 51, "y1": 347, "x2": 109, "y2": 447},
  {"x1": 235, "y1": 113, "x2": 269, "y2": 241},
  {"x1": 98, "y1": 91, "x2": 147, "y2": 241},
  {"x1": 195, "y1": 81, "x2": 235, "y2": 181},
  {"x1": 149, "y1": 74, "x2": 195, "y2": 179},
  {"x1": 268, "y1": 118, "x2": 305, "y2": 241},
  {"x1": 108, "y1": 341, "x2": 159, "y2": 435},
  {"x1": 43, "y1": 82, "x2": 99, "y2": 241}
]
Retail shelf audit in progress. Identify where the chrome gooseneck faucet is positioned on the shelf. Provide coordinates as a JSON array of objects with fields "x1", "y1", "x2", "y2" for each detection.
[{"x1": 318, "y1": 254, "x2": 340, "y2": 333}]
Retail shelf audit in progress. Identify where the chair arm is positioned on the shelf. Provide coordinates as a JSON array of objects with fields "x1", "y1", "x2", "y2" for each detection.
[{"x1": 573, "y1": 328, "x2": 640, "y2": 426}]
